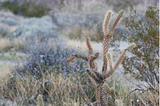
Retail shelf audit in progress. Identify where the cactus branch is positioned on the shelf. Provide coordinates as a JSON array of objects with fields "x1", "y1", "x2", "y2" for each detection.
[
  {"x1": 102, "y1": 35, "x2": 109, "y2": 75},
  {"x1": 75, "y1": 54, "x2": 88, "y2": 61},
  {"x1": 86, "y1": 69, "x2": 102, "y2": 83},
  {"x1": 86, "y1": 37, "x2": 93, "y2": 55},
  {"x1": 93, "y1": 69, "x2": 105, "y2": 81},
  {"x1": 103, "y1": 10, "x2": 114, "y2": 36},
  {"x1": 108, "y1": 10, "x2": 124, "y2": 38},
  {"x1": 100, "y1": 86, "x2": 108, "y2": 106},
  {"x1": 107, "y1": 52, "x2": 113, "y2": 71},
  {"x1": 105, "y1": 49, "x2": 126, "y2": 78},
  {"x1": 66, "y1": 55, "x2": 75, "y2": 63},
  {"x1": 88, "y1": 53, "x2": 99, "y2": 69}
]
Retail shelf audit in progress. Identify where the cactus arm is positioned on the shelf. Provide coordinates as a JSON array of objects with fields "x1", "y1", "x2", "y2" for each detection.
[
  {"x1": 66, "y1": 55, "x2": 76, "y2": 63},
  {"x1": 88, "y1": 53, "x2": 99, "y2": 69},
  {"x1": 105, "y1": 49, "x2": 127, "y2": 78},
  {"x1": 77, "y1": 82, "x2": 92, "y2": 106},
  {"x1": 100, "y1": 86, "x2": 108, "y2": 106},
  {"x1": 108, "y1": 10, "x2": 124, "y2": 38},
  {"x1": 102, "y1": 35, "x2": 109, "y2": 75},
  {"x1": 104, "y1": 43, "x2": 136, "y2": 78},
  {"x1": 103, "y1": 10, "x2": 114, "y2": 36},
  {"x1": 94, "y1": 62, "x2": 98, "y2": 70},
  {"x1": 75, "y1": 54, "x2": 88, "y2": 61},
  {"x1": 86, "y1": 37, "x2": 93, "y2": 55},
  {"x1": 86, "y1": 69, "x2": 102, "y2": 83},
  {"x1": 66, "y1": 54, "x2": 88, "y2": 63},
  {"x1": 107, "y1": 52, "x2": 113, "y2": 71}
]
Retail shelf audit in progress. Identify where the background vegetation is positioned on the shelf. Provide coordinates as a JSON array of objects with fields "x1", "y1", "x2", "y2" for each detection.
[{"x1": 0, "y1": 0, "x2": 159, "y2": 105}]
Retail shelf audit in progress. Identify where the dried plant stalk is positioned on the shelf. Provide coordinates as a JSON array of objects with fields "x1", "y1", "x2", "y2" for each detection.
[
  {"x1": 77, "y1": 82, "x2": 91, "y2": 106},
  {"x1": 88, "y1": 75, "x2": 97, "y2": 88}
]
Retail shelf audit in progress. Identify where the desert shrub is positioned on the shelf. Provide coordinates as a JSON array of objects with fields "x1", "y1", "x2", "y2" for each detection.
[
  {"x1": 1, "y1": 17, "x2": 19, "y2": 26},
  {"x1": 7, "y1": 16, "x2": 58, "y2": 40},
  {"x1": 112, "y1": 0, "x2": 138, "y2": 12},
  {"x1": 15, "y1": 42, "x2": 88, "y2": 78},
  {"x1": 0, "y1": 24, "x2": 9, "y2": 37},
  {"x1": 3, "y1": 41, "x2": 95, "y2": 104},
  {"x1": 0, "y1": 1, "x2": 51, "y2": 17},
  {"x1": 121, "y1": 5, "x2": 159, "y2": 105}
]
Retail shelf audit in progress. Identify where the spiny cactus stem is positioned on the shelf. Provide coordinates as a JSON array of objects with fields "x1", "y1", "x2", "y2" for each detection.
[
  {"x1": 108, "y1": 10, "x2": 124, "y2": 38},
  {"x1": 108, "y1": 56, "x2": 113, "y2": 71},
  {"x1": 77, "y1": 82, "x2": 92, "y2": 106},
  {"x1": 86, "y1": 37, "x2": 93, "y2": 55},
  {"x1": 75, "y1": 54, "x2": 88, "y2": 61},
  {"x1": 105, "y1": 49, "x2": 127, "y2": 78},
  {"x1": 113, "y1": 49, "x2": 126, "y2": 71},
  {"x1": 86, "y1": 69, "x2": 102, "y2": 83},
  {"x1": 93, "y1": 70, "x2": 105, "y2": 80},
  {"x1": 103, "y1": 10, "x2": 114, "y2": 36},
  {"x1": 96, "y1": 87, "x2": 101, "y2": 106}
]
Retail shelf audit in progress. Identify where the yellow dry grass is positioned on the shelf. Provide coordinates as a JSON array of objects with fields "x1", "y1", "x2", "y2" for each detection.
[
  {"x1": 0, "y1": 37, "x2": 25, "y2": 50},
  {"x1": 0, "y1": 37, "x2": 11, "y2": 50}
]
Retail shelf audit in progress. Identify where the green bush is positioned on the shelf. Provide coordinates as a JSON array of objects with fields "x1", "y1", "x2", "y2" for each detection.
[
  {"x1": 0, "y1": 1, "x2": 51, "y2": 17},
  {"x1": 121, "y1": 5, "x2": 159, "y2": 105}
]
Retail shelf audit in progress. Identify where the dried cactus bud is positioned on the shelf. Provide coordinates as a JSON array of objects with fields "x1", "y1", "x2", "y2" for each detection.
[
  {"x1": 107, "y1": 52, "x2": 112, "y2": 59},
  {"x1": 126, "y1": 43, "x2": 136, "y2": 50},
  {"x1": 109, "y1": 87, "x2": 115, "y2": 96},
  {"x1": 66, "y1": 55, "x2": 75, "y2": 63},
  {"x1": 103, "y1": 10, "x2": 114, "y2": 35},
  {"x1": 118, "y1": 9, "x2": 124, "y2": 17},
  {"x1": 37, "y1": 94, "x2": 44, "y2": 106},
  {"x1": 103, "y1": 83, "x2": 110, "y2": 92}
]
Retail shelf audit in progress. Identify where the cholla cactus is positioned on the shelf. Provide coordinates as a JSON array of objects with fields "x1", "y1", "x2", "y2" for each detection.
[
  {"x1": 66, "y1": 9, "x2": 136, "y2": 106},
  {"x1": 37, "y1": 94, "x2": 44, "y2": 106}
]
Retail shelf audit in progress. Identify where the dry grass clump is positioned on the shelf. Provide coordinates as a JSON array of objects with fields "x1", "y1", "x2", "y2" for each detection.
[
  {"x1": 0, "y1": 37, "x2": 11, "y2": 50},
  {"x1": 0, "y1": 68, "x2": 138, "y2": 106},
  {"x1": 0, "y1": 71, "x2": 87, "y2": 105},
  {"x1": 0, "y1": 37, "x2": 26, "y2": 51}
]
